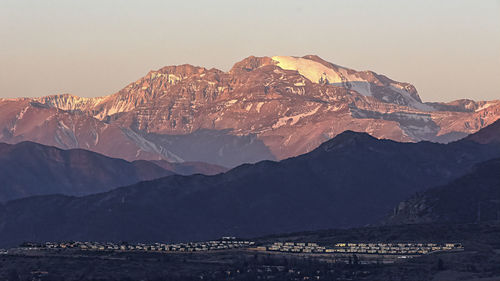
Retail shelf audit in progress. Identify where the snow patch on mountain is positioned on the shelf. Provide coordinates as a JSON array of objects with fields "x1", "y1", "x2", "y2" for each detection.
[
  {"x1": 225, "y1": 99, "x2": 238, "y2": 106},
  {"x1": 272, "y1": 56, "x2": 344, "y2": 85},
  {"x1": 388, "y1": 85, "x2": 435, "y2": 112},
  {"x1": 35, "y1": 94, "x2": 104, "y2": 111},
  {"x1": 331, "y1": 81, "x2": 372, "y2": 97},
  {"x1": 272, "y1": 105, "x2": 322, "y2": 129},
  {"x1": 271, "y1": 56, "x2": 436, "y2": 113},
  {"x1": 272, "y1": 56, "x2": 377, "y2": 97},
  {"x1": 475, "y1": 102, "x2": 497, "y2": 112},
  {"x1": 256, "y1": 102, "x2": 265, "y2": 113},
  {"x1": 55, "y1": 120, "x2": 79, "y2": 148},
  {"x1": 121, "y1": 128, "x2": 184, "y2": 162}
]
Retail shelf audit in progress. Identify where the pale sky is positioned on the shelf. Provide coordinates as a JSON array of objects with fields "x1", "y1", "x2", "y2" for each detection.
[{"x1": 1, "y1": 0, "x2": 499, "y2": 102}]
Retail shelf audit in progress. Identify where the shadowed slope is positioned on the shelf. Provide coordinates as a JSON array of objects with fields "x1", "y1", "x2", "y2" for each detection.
[
  {"x1": 0, "y1": 141, "x2": 173, "y2": 201},
  {"x1": 388, "y1": 158, "x2": 500, "y2": 224},
  {"x1": 0, "y1": 126, "x2": 498, "y2": 247}
]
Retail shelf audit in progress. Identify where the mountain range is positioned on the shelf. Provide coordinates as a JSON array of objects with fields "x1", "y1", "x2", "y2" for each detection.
[
  {"x1": 1, "y1": 55, "x2": 499, "y2": 167},
  {"x1": 388, "y1": 157, "x2": 500, "y2": 225},
  {"x1": 0, "y1": 120, "x2": 498, "y2": 247},
  {"x1": 388, "y1": 120, "x2": 500, "y2": 224},
  {"x1": 0, "y1": 141, "x2": 225, "y2": 201}
]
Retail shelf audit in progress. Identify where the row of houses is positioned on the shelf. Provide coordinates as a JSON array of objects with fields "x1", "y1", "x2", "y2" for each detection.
[
  {"x1": 265, "y1": 242, "x2": 464, "y2": 255},
  {"x1": 22, "y1": 238, "x2": 255, "y2": 253},
  {"x1": 265, "y1": 242, "x2": 326, "y2": 253}
]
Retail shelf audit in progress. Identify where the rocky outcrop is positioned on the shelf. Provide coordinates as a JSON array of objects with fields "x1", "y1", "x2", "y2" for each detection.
[
  {"x1": 386, "y1": 119, "x2": 500, "y2": 224},
  {"x1": 387, "y1": 157, "x2": 500, "y2": 225}
]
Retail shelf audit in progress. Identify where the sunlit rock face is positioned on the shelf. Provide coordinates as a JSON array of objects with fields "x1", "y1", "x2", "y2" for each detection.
[{"x1": 0, "y1": 55, "x2": 499, "y2": 166}]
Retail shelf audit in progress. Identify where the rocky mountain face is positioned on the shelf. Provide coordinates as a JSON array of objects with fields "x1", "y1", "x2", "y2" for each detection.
[
  {"x1": 1, "y1": 55, "x2": 499, "y2": 167},
  {"x1": 0, "y1": 123, "x2": 498, "y2": 247},
  {"x1": 464, "y1": 118, "x2": 500, "y2": 144},
  {"x1": 387, "y1": 158, "x2": 500, "y2": 225},
  {"x1": 0, "y1": 141, "x2": 226, "y2": 201}
]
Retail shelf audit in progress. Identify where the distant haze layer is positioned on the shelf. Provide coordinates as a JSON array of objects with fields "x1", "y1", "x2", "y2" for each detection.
[{"x1": 0, "y1": 0, "x2": 499, "y2": 102}]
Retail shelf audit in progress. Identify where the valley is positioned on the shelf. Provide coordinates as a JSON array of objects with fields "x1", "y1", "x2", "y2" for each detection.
[{"x1": 0, "y1": 223, "x2": 498, "y2": 281}]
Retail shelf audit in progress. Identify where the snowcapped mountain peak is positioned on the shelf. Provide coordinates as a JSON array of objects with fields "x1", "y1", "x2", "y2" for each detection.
[
  {"x1": 3, "y1": 55, "x2": 498, "y2": 167},
  {"x1": 270, "y1": 55, "x2": 434, "y2": 111},
  {"x1": 271, "y1": 55, "x2": 345, "y2": 85}
]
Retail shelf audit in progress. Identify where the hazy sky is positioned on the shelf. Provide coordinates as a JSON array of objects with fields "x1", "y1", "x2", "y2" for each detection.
[{"x1": 1, "y1": 0, "x2": 499, "y2": 102}]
